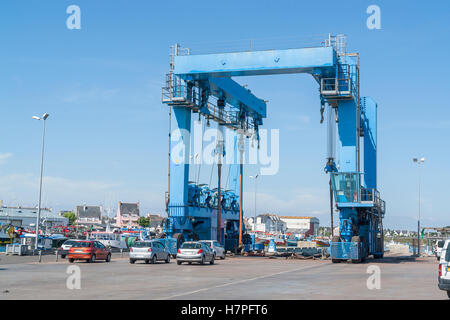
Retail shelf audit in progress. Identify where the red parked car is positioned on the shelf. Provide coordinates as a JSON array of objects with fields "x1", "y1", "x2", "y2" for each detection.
[{"x1": 68, "y1": 240, "x2": 111, "y2": 263}]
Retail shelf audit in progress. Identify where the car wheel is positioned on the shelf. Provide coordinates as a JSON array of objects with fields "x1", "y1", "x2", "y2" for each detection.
[
  {"x1": 105, "y1": 253, "x2": 111, "y2": 262},
  {"x1": 188, "y1": 262, "x2": 192, "y2": 265},
  {"x1": 129, "y1": 259, "x2": 136, "y2": 264},
  {"x1": 68, "y1": 258, "x2": 74, "y2": 263},
  {"x1": 220, "y1": 253, "x2": 225, "y2": 260},
  {"x1": 447, "y1": 291, "x2": 450, "y2": 299},
  {"x1": 145, "y1": 259, "x2": 150, "y2": 264},
  {"x1": 89, "y1": 254, "x2": 96, "y2": 263},
  {"x1": 61, "y1": 255, "x2": 66, "y2": 259},
  {"x1": 165, "y1": 254, "x2": 170, "y2": 263},
  {"x1": 152, "y1": 255, "x2": 157, "y2": 264},
  {"x1": 210, "y1": 255, "x2": 215, "y2": 265},
  {"x1": 332, "y1": 259, "x2": 341, "y2": 263},
  {"x1": 177, "y1": 260, "x2": 182, "y2": 265},
  {"x1": 200, "y1": 255, "x2": 205, "y2": 265}
]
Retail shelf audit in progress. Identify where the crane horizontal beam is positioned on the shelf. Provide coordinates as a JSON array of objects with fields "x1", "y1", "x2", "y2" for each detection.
[
  {"x1": 208, "y1": 77, "x2": 267, "y2": 119},
  {"x1": 174, "y1": 46, "x2": 336, "y2": 79}
]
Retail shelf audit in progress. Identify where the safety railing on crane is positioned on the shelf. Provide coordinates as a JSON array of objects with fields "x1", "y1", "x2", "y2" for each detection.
[
  {"x1": 162, "y1": 73, "x2": 246, "y2": 129},
  {"x1": 161, "y1": 73, "x2": 192, "y2": 104},
  {"x1": 320, "y1": 64, "x2": 355, "y2": 99},
  {"x1": 330, "y1": 241, "x2": 359, "y2": 260},
  {"x1": 360, "y1": 188, "x2": 386, "y2": 215},
  {"x1": 330, "y1": 172, "x2": 385, "y2": 214}
]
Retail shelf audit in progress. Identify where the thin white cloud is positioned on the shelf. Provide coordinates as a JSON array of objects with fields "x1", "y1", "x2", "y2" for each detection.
[
  {"x1": 243, "y1": 187, "x2": 329, "y2": 219},
  {"x1": 0, "y1": 173, "x2": 165, "y2": 214},
  {"x1": 0, "y1": 152, "x2": 13, "y2": 164}
]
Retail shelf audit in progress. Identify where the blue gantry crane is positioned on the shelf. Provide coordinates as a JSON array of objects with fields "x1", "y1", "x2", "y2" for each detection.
[{"x1": 161, "y1": 34, "x2": 385, "y2": 262}]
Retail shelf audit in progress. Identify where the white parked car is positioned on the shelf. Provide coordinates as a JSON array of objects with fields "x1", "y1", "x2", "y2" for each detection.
[
  {"x1": 438, "y1": 239, "x2": 450, "y2": 299},
  {"x1": 200, "y1": 240, "x2": 226, "y2": 260}
]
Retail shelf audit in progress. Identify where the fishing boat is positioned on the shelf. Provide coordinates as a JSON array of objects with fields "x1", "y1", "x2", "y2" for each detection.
[{"x1": 88, "y1": 231, "x2": 125, "y2": 248}]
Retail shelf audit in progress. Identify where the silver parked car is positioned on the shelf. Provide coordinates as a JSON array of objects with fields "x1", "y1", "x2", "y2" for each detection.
[
  {"x1": 129, "y1": 240, "x2": 171, "y2": 264},
  {"x1": 199, "y1": 240, "x2": 226, "y2": 259},
  {"x1": 176, "y1": 241, "x2": 215, "y2": 265}
]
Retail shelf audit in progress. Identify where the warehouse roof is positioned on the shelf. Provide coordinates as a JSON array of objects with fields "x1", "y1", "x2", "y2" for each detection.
[
  {"x1": 118, "y1": 202, "x2": 139, "y2": 216},
  {"x1": 279, "y1": 216, "x2": 315, "y2": 219},
  {"x1": 76, "y1": 205, "x2": 102, "y2": 219},
  {"x1": 0, "y1": 206, "x2": 66, "y2": 221}
]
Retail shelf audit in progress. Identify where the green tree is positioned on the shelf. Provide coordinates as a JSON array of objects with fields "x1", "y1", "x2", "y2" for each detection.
[
  {"x1": 63, "y1": 211, "x2": 76, "y2": 225},
  {"x1": 137, "y1": 216, "x2": 150, "y2": 228}
]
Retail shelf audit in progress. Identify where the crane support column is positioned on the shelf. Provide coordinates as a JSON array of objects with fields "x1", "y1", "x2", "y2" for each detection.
[
  {"x1": 362, "y1": 97, "x2": 377, "y2": 190},
  {"x1": 168, "y1": 106, "x2": 192, "y2": 230},
  {"x1": 337, "y1": 100, "x2": 358, "y2": 172}
]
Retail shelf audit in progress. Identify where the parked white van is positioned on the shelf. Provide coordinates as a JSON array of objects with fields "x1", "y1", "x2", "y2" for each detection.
[
  {"x1": 436, "y1": 240, "x2": 445, "y2": 261},
  {"x1": 438, "y1": 239, "x2": 450, "y2": 298}
]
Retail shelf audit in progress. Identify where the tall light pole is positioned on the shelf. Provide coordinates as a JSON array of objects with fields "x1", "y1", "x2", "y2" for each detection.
[
  {"x1": 33, "y1": 113, "x2": 49, "y2": 250},
  {"x1": 413, "y1": 157, "x2": 425, "y2": 256},
  {"x1": 249, "y1": 174, "x2": 259, "y2": 231}
]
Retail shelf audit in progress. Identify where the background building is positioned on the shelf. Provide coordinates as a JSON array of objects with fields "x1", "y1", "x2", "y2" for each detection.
[
  {"x1": 116, "y1": 202, "x2": 140, "y2": 228},
  {"x1": 280, "y1": 216, "x2": 320, "y2": 237},
  {"x1": 145, "y1": 213, "x2": 165, "y2": 229},
  {"x1": 75, "y1": 205, "x2": 102, "y2": 226},
  {"x1": 250, "y1": 213, "x2": 286, "y2": 233},
  {"x1": 0, "y1": 206, "x2": 68, "y2": 229}
]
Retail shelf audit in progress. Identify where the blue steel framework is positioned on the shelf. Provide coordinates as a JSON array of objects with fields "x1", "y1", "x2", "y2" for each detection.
[{"x1": 161, "y1": 35, "x2": 385, "y2": 261}]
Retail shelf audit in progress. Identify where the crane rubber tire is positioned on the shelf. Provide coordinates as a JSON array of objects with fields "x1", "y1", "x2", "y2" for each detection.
[
  {"x1": 351, "y1": 236, "x2": 362, "y2": 264},
  {"x1": 172, "y1": 233, "x2": 185, "y2": 249},
  {"x1": 331, "y1": 236, "x2": 341, "y2": 243}
]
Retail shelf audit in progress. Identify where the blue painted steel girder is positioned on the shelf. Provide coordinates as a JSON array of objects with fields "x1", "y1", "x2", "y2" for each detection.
[
  {"x1": 337, "y1": 100, "x2": 358, "y2": 172},
  {"x1": 174, "y1": 46, "x2": 336, "y2": 79},
  {"x1": 361, "y1": 97, "x2": 377, "y2": 190},
  {"x1": 208, "y1": 77, "x2": 267, "y2": 119},
  {"x1": 173, "y1": 46, "x2": 337, "y2": 126}
]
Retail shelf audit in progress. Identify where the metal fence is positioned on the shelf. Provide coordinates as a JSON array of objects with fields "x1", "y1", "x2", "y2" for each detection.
[{"x1": 330, "y1": 242, "x2": 359, "y2": 260}]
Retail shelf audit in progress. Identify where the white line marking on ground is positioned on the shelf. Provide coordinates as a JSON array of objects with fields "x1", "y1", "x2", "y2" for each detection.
[{"x1": 158, "y1": 263, "x2": 329, "y2": 300}]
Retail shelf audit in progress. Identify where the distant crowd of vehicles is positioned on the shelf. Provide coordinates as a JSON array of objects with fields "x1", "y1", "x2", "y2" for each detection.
[{"x1": 58, "y1": 237, "x2": 226, "y2": 266}]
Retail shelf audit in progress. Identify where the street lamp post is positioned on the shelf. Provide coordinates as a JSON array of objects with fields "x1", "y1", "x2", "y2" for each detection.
[
  {"x1": 413, "y1": 157, "x2": 425, "y2": 256},
  {"x1": 33, "y1": 113, "x2": 49, "y2": 250},
  {"x1": 249, "y1": 174, "x2": 259, "y2": 231}
]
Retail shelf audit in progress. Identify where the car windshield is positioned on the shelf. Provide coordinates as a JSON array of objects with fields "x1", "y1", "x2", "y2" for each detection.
[
  {"x1": 200, "y1": 241, "x2": 212, "y2": 247},
  {"x1": 181, "y1": 242, "x2": 201, "y2": 249},
  {"x1": 132, "y1": 241, "x2": 152, "y2": 248},
  {"x1": 72, "y1": 242, "x2": 92, "y2": 248},
  {"x1": 63, "y1": 240, "x2": 77, "y2": 246}
]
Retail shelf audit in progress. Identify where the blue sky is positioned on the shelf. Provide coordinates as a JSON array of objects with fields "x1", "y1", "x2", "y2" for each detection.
[{"x1": 0, "y1": 0, "x2": 449, "y2": 229}]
